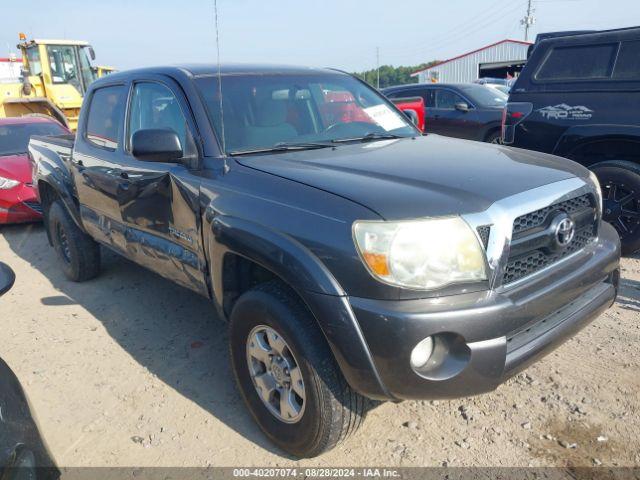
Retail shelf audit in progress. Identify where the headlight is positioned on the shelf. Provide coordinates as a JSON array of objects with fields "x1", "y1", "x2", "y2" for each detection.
[
  {"x1": 353, "y1": 217, "x2": 487, "y2": 290},
  {"x1": 0, "y1": 176, "x2": 20, "y2": 190},
  {"x1": 588, "y1": 171, "x2": 603, "y2": 218}
]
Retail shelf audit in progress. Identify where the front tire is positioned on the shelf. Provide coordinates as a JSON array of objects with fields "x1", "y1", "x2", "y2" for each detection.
[
  {"x1": 591, "y1": 160, "x2": 640, "y2": 255},
  {"x1": 229, "y1": 281, "x2": 368, "y2": 457},
  {"x1": 48, "y1": 200, "x2": 101, "y2": 281}
]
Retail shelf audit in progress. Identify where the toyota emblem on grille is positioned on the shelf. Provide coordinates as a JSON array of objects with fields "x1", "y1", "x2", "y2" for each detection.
[{"x1": 554, "y1": 216, "x2": 575, "y2": 248}]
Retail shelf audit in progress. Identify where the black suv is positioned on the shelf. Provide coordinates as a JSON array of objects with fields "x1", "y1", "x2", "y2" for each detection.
[
  {"x1": 504, "y1": 26, "x2": 640, "y2": 253},
  {"x1": 383, "y1": 83, "x2": 507, "y2": 143}
]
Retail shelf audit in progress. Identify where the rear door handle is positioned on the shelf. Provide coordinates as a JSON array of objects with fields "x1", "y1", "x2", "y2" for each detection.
[{"x1": 120, "y1": 171, "x2": 129, "y2": 179}]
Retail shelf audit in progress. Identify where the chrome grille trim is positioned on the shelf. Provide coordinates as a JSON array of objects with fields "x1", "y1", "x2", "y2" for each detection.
[{"x1": 462, "y1": 177, "x2": 600, "y2": 291}]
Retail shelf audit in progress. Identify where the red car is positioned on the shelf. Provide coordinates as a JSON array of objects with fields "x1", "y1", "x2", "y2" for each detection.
[
  {"x1": 390, "y1": 96, "x2": 426, "y2": 132},
  {"x1": 0, "y1": 117, "x2": 69, "y2": 224}
]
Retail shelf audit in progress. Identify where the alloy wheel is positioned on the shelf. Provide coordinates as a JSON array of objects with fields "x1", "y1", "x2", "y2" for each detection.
[
  {"x1": 602, "y1": 180, "x2": 640, "y2": 240},
  {"x1": 246, "y1": 325, "x2": 305, "y2": 423}
]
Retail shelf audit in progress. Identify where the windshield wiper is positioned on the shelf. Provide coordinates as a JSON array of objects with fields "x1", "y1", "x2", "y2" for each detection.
[
  {"x1": 229, "y1": 142, "x2": 334, "y2": 156},
  {"x1": 331, "y1": 132, "x2": 405, "y2": 144}
]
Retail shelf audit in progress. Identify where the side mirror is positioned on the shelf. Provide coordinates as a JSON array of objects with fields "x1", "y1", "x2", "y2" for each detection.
[
  {"x1": 455, "y1": 102, "x2": 470, "y2": 112},
  {"x1": 402, "y1": 109, "x2": 420, "y2": 126},
  {"x1": 131, "y1": 129, "x2": 183, "y2": 163},
  {"x1": 87, "y1": 46, "x2": 96, "y2": 61},
  {"x1": 0, "y1": 263, "x2": 16, "y2": 297}
]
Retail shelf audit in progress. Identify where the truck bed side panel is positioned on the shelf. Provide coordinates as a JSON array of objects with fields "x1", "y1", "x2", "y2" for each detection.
[{"x1": 29, "y1": 134, "x2": 83, "y2": 228}]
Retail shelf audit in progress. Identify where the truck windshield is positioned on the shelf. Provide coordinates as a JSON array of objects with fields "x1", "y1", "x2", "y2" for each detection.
[
  {"x1": 195, "y1": 73, "x2": 417, "y2": 154},
  {"x1": 0, "y1": 123, "x2": 66, "y2": 156}
]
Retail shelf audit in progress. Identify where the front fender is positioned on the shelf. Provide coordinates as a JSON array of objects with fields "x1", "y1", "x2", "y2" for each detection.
[
  {"x1": 205, "y1": 214, "x2": 391, "y2": 400},
  {"x1": 210, "y1": 215, "x2": 345, "y2": 298},
  {"x1": 553, "y1": 124, "x2": 640, "y2": 158}
]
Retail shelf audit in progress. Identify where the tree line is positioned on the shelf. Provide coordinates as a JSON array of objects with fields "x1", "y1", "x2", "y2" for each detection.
[{"x1": 352, "y1": 61, "x2": 439, "y2": 89}]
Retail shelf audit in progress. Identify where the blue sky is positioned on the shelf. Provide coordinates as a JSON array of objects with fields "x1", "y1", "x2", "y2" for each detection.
[{"x1": 2, "y1": 0, "x2": 637, "y2": 71}]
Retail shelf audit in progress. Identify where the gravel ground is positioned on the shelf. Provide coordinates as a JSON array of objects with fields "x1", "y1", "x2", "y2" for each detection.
[{"x1": 0, "y1": 223, "x2": 638, "y2": 467}]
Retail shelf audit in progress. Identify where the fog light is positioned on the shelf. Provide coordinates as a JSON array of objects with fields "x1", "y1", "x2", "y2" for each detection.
[{"x1": 410, "y1": 337, "x2": 434, "y2": 369}]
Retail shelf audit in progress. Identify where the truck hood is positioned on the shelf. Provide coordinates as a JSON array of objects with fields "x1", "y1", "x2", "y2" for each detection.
[
  {"x1": 0, "y1": 154, "x2": 32, "y2": 184},
  {"x1": 236, "y1": 135, "x2": 586, "y2": 220}
]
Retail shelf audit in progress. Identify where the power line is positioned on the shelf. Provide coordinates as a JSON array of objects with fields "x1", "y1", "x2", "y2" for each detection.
[
  {"x1": 337, "y1": 0, "x2": 530, "y2": 71},
  {"x1": 387, "y1": 1, "x2": 528, "y2": 62},
  {"x1": 385, "y1": 0, "x2": 523, "y2": 55},
  {"x1": 392, "y1": 1, "x2": 526, "y2": 59},
  {"x1": 335, "y1": 0, "x2": 525, "y2": 67}
]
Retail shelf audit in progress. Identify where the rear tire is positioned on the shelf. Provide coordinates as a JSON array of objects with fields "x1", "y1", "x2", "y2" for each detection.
[
  {"x1": 485, "y1": 130, "x2": 502, "y2": 144},
  {"x1": 48, "y1": 200, "x2": 101, "y2": 281},
  {"x1": 229, "y1": 281, "x2": 368, "y2": 457},
  {"x1": 591, "y1": 160, "x2": 640, "y2": 255}
]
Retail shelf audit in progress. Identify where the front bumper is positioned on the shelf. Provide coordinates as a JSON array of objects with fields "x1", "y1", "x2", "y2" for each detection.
[
  {"x1": 348, "y1": 222, "x2": 620, "y2": 400},
  {"x1": 0, "y1": 184, "x2": 42, "y2": 224}
]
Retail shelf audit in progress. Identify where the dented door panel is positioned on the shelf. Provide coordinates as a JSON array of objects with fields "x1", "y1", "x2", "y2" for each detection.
[{"x1": 114, "y1": 162, "x2": 208, "y2": 295}]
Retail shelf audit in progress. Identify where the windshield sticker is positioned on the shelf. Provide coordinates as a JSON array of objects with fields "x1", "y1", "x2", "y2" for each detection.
[
  {"x1": 538, "y1": 104, "x2": 593, "y2": 120},
  {"x1": 363, "y1": 105, "x2": 406, "y2": 131}
]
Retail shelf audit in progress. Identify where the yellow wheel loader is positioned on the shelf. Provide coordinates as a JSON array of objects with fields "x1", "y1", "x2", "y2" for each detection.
[{"x1": 0, "y1": 34, "x2": 111, "y2": 131}]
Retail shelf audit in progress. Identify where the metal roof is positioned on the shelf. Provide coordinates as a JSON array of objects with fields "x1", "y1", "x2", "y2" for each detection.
[{"x1": 412, "y1": 39, "x2": 532, "y2": 76}]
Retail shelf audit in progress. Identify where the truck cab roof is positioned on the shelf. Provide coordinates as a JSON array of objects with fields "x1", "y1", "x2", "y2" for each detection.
[
  {"x1": 512, "y1": 25, "x2": 640, "y2": 94},
  {"x1": 92, "y1": 63, "x2": 345, "y2": 86}
]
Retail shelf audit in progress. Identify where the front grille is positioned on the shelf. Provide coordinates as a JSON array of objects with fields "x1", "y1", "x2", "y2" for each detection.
[
  {"x1": 503, "y1": 224, "x2": 595, "y2": 284},
  {"x1": 512, "y1": 194, "x2": 592, "y2": 236},
  {"x1": 503, "y1": 194, "x2": 597, "y2": 285},
  {"x1": 23, "y1": 201, "x2": 43, "y2": 214}
]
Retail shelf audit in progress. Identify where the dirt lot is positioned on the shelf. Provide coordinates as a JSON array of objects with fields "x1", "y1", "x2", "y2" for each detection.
[{"x1": 0, "y1": 223, "x2": 639, "y2": 467}]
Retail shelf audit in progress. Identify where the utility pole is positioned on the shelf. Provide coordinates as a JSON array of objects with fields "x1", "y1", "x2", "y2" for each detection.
[
  {"x1": 521, "y1": 0, "x2": 535, "y2": 42},
  {"x1": 376, "y1": 47, "x2": 380, "y2": 89}
]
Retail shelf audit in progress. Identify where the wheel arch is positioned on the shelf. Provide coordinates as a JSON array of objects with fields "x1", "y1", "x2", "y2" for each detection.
[
  {"x1": 34, "y1": 172, "x2": 83, "y2": 234},
  {"x1": 590, "y1": 159, "x2": 640, "y2": 255},
  {"x1": 483, "y1": 124, "x2": 502, "y2": 142},
  {"x1": 554, "y1": 126, "x2": 640, "y2": 167},
  {"x1": 206, "y1": 215, "x2": 392, "y2": 400}
]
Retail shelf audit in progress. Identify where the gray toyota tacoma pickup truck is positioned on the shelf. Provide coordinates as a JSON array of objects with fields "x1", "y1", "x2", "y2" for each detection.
[{"x1": 29, "y1": 64, "x2": 621, "y2": 457}]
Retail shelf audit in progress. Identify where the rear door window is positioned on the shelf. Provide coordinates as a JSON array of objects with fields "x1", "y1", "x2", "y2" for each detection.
[
  {"x1": 386, "y1": 88, "x2": 418, "y2": 99},
  {"x1": 389, "y1": 89, "x2": 435, "y2": 108},
  {"x1": 85, "y1": 85, "x2": 126, "y2": 149},
  {"x1": 435, "y1": 89, "x2": 466, "y2": 109},
  {"x1": 613, "y1": 40, "x2": 640, "y2": 80},
  {"x1": 536, "y1": 44, "x2": 617, "y2": 81},
  {"x1": 417, "y1": 89, "x2": 436, "y2": 108}
]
